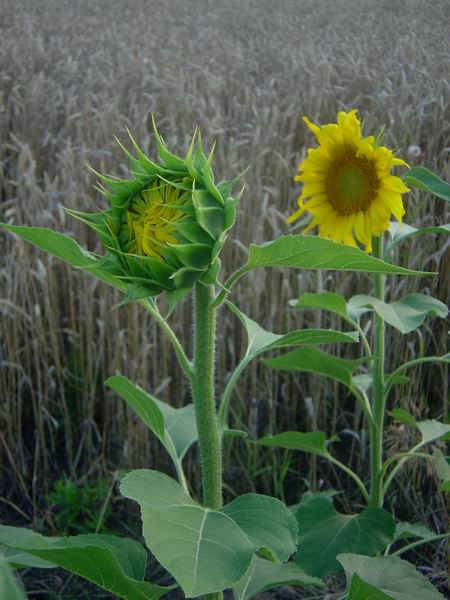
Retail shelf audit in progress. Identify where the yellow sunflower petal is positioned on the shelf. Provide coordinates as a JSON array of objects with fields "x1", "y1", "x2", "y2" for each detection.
[{"x1": 290, "y1": 110, "x2": 409, "y2": 250}]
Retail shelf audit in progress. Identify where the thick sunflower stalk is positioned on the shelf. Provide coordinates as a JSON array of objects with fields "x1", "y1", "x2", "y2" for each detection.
[{"x1": 69, "y1": 119, "x2": 240, "y2": 307}]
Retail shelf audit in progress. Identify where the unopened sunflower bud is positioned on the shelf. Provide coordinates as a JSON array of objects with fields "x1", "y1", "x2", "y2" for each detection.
[{"x1": 68, "y1": 120, "x2": 240, "y2": 306}]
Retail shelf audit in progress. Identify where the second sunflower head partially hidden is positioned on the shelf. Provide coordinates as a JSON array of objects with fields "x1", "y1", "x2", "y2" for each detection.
[{"x1": 289, "y1": 110, "x2": 409, "y2": 252}]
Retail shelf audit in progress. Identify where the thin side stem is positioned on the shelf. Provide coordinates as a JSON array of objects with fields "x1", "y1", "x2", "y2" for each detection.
[
  {"x1": 382, "y1": 441, "x2": 424, "y2": 495},
  {"x1": 385, "y1": 356, "x2": 450, "y2": 396},
  {"x1": 369, "y1": 235, "x2": 386, "y2": 508},
  {"x1": 380, "y1": 451, "x2": 432, "y2": 483},
  {"x1": 191, "y1": 282, "x2": 223, "y2": 510},
  {"x1": 142, "y1": 299, "x2": 194, "y2": 382},
  {"x1": 327, "y1": 455, "x2": 370, "y2": 503},
  {"x1": 391, "y1": 533, "x2": 450, "y2": 556},
  {"x1": 218, "y1": 355, "x2": 251, "y2": 431}
]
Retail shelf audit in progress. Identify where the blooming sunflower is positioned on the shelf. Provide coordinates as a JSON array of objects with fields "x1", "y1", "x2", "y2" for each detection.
[{"x1": 288, "y1": 110, "x2": 409, "y2": 252}]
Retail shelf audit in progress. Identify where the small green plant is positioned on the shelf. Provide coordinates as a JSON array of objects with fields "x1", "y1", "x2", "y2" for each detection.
[
  {"x1": 0, "y1": 114, "x2": 448, "y2": 599},
  {"x1": 46, "y1": 475, "x2": 113, "y2": 535}
]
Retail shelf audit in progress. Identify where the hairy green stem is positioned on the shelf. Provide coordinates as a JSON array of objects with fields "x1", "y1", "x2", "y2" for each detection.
[
  {"x1": 369, "y1": 235, "x2": 386, "y2": 508},
  {"x1": 191, "y1": 282, "x2": 223, "y2": 510},
  {"x1": 218, "y1": 355, "x2": 251, "y2": 431}
]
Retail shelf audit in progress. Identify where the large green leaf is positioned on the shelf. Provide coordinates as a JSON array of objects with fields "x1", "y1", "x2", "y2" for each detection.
[
  {"x1": 0, "y1": 526, "x2": 169, "y2": 600},
  {"x1": 432, "y1": 447, "x2": 450, "y2": 492},
  {"x1": 394, "y1": 521, "x2": 435, "y2": 542},
  {"x1": 388, "y1": 222, "x2": 450, "y2": 246},
  {"x1": 0, "y1": 562, "x2": 26, "y2": 600},
  {"x1": 233, "y1": 556, "x2": 322, "y2": 600},
  {"x1": 263, "y1": 347, "x2": 366, "y2": 387},
  {"x1": 241, "y1": 235, "x2": 428, "y2": 275},
  {"x1": 2, "y1": 548, "x2": 55, "y2": 569},
  {"x1": 290, "y1": 291, "x2": 349, "y2": 319},
  {"x1": 221, "y1": 494, "x2": 298, "y2": 563},
  {"x1": 257, "y1": 431, "x2": 336, "y2": 458},
  {"x1": 392, "y1": 410, "x2": 450, "y2": 444},
  {"x1": 403, "y1": 166, "x2": 450, "y2": 203},
  {"x1": 294, "y1": 497, "x2": 395, "y2": 578},
  {"x1": 120, "y1": 470, "x2": 254, "y2": 597},
  {"x1": 227, "y1": 301, "x2": 358, "y2": 356},
  {"x1": 338, "y1": 553, "x2": 445, "y2": 600},
  {"x1": 348, "y1": 573, "x2": 394, "y2": 599},
  {"x1": 348, "y1": 294, "x2": 448, "y2": 334},
  {"x1": 106, "y1": 376, "x2": 197, "y2": 460},
  {"x1": 418, "y1": 420, "x2": 450, "y2": 444},
  {"x1": 1, "y1": 225, "x2": 125, "y2": 290}
]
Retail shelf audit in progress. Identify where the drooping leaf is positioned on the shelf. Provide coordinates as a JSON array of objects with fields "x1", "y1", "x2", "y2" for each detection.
[
  {"x1": 294, "y1": 497, "x2": 395, "y2": 578},
  {"x1": 355, "y1": 374, "x2": 410, "y2": 395},
  {"x1": 338, "y1": 553, "x2": 445, "y2": 600},
  {"x1": 432, "y1": 447, "x2": 450, "y2": 492},
  {"x1": 391, "y1": 411, "x2": 450, "y2": 447},
  {"x1": 388, "y1": 222, "x2": 450, "y2": 246},
  {"x1": 227, "y1": 301, "x2": 358, "y2": 356},
  {"x1": 394, "y1": 521, "x2": 435, "y2": 542},
  {"x1": 263, "y1": 347, "x2": 366, "y2": 387},
  {"x1": 348, "y1": 294, "x2": 448, "y2": 334},
  {"x1": 120, "y1": 470, "x2": 254, "y2": 598},
  {"x1": 348, "y1": 573, "x2": 394, "y2": 599},
  {"x1": 290, "y1": 291, "x2": 349, "y2": 319},
  {"x1": 403, "y1": 166, "x2": 450, "y2": 203},
  {"x1": 106, "y1": 376, "x2": 197, "y2": 460},
  {"x1": 222, "y1": 494, "x2": 298, "y2": 563},
  {"x1": 0, "y1": 562, "x2": 26, "y2": 600},
  {"x1": 233, "y1": 556, "x2": 322, "y2": 600},
  {"x1": 391, "y1": 408, "x2": 418, "y2": 428},
  {"x1": 2, "y1": 548, "x2": 55, "y2": 569},
  {"x1": 241, "y1": 235, "x2": 429, "y2": 276},
  {"x1": 1, "y1": 225, "x2": 125, "y2": 291},
  {"x1": 257, "y1": 431, "x2": 336, "y2": 458},
  {"x1": 0, "y1": 526, "x2": 169, "y2": 600},
  {"x1": 417, "y1": 420, "x2": 450, "y2": 444}
]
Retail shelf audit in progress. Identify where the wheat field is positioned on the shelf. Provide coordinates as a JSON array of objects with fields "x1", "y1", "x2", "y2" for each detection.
[{"x1": 1, "y1": 0, "x2": 450, "y2": 595}]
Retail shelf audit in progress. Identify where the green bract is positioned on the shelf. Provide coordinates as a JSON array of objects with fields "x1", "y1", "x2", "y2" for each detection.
[{"x1": 68, "y1": 119, "x2": 240, "y2": 303}]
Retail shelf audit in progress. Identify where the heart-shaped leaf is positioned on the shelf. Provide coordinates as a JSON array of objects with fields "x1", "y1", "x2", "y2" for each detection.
[
  {"x1": 391, "y1": 410, "x2": 450, "y2": 444},
  {"x1": 348, "y1": 294, "x2": 448, "y2": 334},
  {"x1": 227, "y1": 301, "x2": 358, "y2": 356},
  {"x1": 120, "y1": 470, "x2": 254, "y2": 597},
  {"x1": 338, "y1": 553, "x2": 445, "y2": 600},
  {"x1": 403, "y1": 166, "x2": 450, "y2": 203},
  {"x1": 432, "y1": 447, "x2": 450, "y2": 492},
  {"x1": 0, "y1": 526, "x2": 169, "y2": 600},
  {"x1": 388, "y1": 222, "x2": 450, "y2": 246},
  {"x1": 293, "y1": 497, "x2": 395, "y2": 578},
  {"x1": 348, "y1": 573, "x2": 394, "y2": 599},
  {"x1": 1, "y1": 225, "x2": 125, "y2": 291},
  {"x1": 418, "y1": 421, "x2": 450, "y2": 444},
  {"x1": 257, "y1": 431, "x2": 336, "y2": 458},
  {"x1": 290, "y1": 291, "x2": 349, "y2": 319},
  {"x1": 394, "y1": 521, "x2": 435, "y2": 542},
  {"x1": 222, "y1": 494, "x2": 298, "y2": 563},
  {"x1": 233, "y1": 556, "x2": 322, "y2": 600},
  {"x1": 106, "y1": 376, "x2": 197, "y2": 460},
  {"x1": 263, "y1": 347, "x2": 366, "y2": 387},
  {"x1": 242, "y1": 235, "x2": 428, "y2": 275}
]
